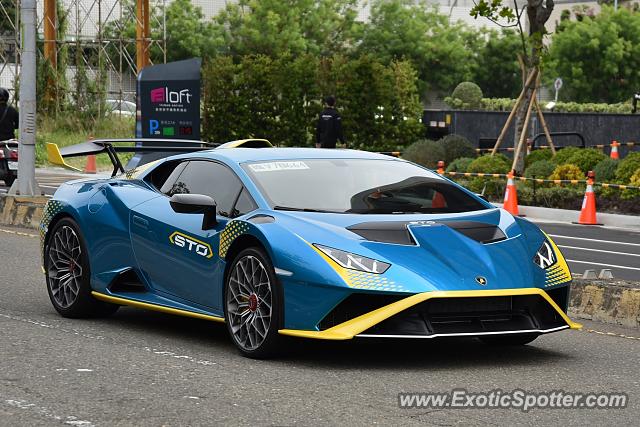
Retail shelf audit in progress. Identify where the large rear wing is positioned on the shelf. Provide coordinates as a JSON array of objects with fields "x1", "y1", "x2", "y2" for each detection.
[{"x1": 46, "y1": 138, "x2": 272, "y2": 177}]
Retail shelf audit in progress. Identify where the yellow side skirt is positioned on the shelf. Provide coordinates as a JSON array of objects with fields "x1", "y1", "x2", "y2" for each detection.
[
  {"x1": 278, "y1": 288, "x2": 582, "y2": 341},
  {"x1": 91, "y1": 291, "x2": 225, "y2": 323}
]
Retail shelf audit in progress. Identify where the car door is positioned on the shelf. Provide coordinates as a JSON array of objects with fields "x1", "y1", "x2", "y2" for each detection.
[{"x1": 130, "y1": 159, "x2": 255, "y2": 311}]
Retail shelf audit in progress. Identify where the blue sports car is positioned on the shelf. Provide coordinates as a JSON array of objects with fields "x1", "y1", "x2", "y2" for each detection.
[{"x1": 41, "y1": 139, "x2": 581, "y2": 358}]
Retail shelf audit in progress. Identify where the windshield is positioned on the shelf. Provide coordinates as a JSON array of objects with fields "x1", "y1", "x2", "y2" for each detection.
[{"x1": 243, "y1": 159, "x2": 488, "y2": 214}]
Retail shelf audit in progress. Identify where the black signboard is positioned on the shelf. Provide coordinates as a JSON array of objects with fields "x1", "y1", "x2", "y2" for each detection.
[{"x1": 130, "y1": 58, "x2": 201, "y2": 167}]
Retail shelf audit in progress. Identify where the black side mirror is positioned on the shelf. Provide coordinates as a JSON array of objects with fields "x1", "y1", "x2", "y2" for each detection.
[
  {"x1": 476, "y1": 193, "x2": 489, "y2": 203},
  {"x1": 169, "y1": 193, "x2": 217, "y2": 230}
]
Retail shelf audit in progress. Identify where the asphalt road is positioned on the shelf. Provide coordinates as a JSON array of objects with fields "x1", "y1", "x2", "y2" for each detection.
[
  {"x1": 534, "y1": 222, "x2": 640, "y2": 281},
  {"x1": 0, "y1": 169, "x2": 106, "y2": 196},
  {"x1": 1, "y1": 227, "x2": 639, "y2": 426}
]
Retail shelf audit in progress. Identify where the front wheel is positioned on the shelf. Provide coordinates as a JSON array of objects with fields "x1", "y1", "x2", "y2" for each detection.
[
  {"x1": 45, "y1": 217, "x2": 119, "y2": 318},
  {"x1": 478, "y1": 333, "x2": 539, "y2": 346},
  {"x1": 224, "y1": 247, "x2": 283, "y2": 358}
]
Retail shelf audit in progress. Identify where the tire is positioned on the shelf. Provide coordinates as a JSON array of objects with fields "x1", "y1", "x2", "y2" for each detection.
[
  {"x1": 224, "y1": 247, "x2": 284, "y2": 359},
  {"x1": 45, "y1": 217, "x2": 119, "y2": 318},
  {"x1": 4, "y1": 174, "x2": 15, "y2": 187},
  {"x1": 478, "y1": 333, "x2": 539, "y2": 346}
]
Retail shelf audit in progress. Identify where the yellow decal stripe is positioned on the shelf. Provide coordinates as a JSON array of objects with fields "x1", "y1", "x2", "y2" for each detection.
[
  {"x1": 278, "y1": 288, "x2": 582, "y2": 340},
  {"x1": 92, "y1": 292, "x2": 225, "y2": 323}
]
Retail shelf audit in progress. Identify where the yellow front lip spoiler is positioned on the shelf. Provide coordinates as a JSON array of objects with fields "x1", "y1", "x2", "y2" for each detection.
[{"x1": 278, "y1": 288, "x2": 582, "y2": 341}]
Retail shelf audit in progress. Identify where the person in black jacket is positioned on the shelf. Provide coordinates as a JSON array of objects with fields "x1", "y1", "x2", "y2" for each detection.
[
  {"x1": 315, "y1": 95, "x2": 345, "y2": 148},
  {"x1": 0, "y1": 88, "x2": 19, "y2": 142}
]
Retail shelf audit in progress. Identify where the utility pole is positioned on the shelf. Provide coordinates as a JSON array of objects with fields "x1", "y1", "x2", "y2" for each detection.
[{"x1": 10, "y1": 0, "x2": 40, "y2": 196}]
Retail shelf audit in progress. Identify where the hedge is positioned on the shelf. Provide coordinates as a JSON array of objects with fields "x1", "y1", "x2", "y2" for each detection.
[{"x1": 202, "y1": 55, "x2": 424, "y2": 151}]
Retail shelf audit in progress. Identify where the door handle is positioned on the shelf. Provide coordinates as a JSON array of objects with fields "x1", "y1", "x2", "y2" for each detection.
[{"x1": 132, "y1": 215, "x2": 149, "y2": 230}]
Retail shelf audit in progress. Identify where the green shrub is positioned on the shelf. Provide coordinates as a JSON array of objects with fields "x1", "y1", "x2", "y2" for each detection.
[
  {"x1": 479, "y1": 98, "x2": 632, "y2": 114},
  {"x1": 466, "y1": 154, "x2": 511, "y2": 192},
  {"x1": 467, "y1": 154, "x2": 511, "y2": 174},
  {"x1": 615, "y1": 152, "x2": 640, "y2": 183},
  {"x1": 565, "y1": 148, "x2": 606, "y2": 174},
  {"x1": 623, "y1": 168, "x2": 640, "y2": 199},
  {"x1": 401, "y1": 139, "x2": 446, "y2": 169},
  {"x1": 593, "y1": 158, "x2": 619, "y2": 183},
  {"x1": 446, "y1": 157, "x2": 474, "y2": 173},
  {"x1": 525, "y1": 149, "x2": 553, "y2": 168},
  {"x1": 552, "y1": 146, "x2": 583, "y2": 165},
  {"x1": 449, "y1": 82, "x2": 483, "y2": 109},
  {"x1": 549, "y1": 164, "x2": 584, "y2": 181},
  {"x1": 524, "y1": 160, "x2": 556, "y2": 181},
  {"x1": 438, "y1": 134, "x2": 476, "y2": 164}
]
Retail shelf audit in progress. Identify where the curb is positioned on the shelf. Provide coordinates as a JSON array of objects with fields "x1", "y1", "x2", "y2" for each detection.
[
  {"x1": 0, "y1": 194, "x2": 49, "y2": 229},
  {"x1": 569, "y1": 279, "x2": 640, "y2": 329},
  {"x1": 493, "y1": 203, "x2": 640, "y2": 230}
]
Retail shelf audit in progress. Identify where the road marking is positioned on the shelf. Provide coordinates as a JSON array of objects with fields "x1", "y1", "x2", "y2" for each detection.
[
  {"x1": 558, "y1": 245, "x2": 640, "y2": 258},
  {"x1": 0, "y1": 228, "x2": 38, "y2": 238},
  {"x1": 566, "y1": 259, "x2": 640, "y2": 271},
  {"x1": 143, "y1": 347, "x2": 218, "y2": 367},
  {"x1": 549, "y1": 234, "x2": 640, "y2": 247},
  {"x1": 582, "y1": 329, "x2": 640, "y2": 341},
  {"x1": 3, "y1": 399, "x2": 95, "y2": 426}
]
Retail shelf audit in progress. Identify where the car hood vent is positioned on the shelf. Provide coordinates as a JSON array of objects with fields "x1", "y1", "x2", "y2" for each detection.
[
  {"x1": 438, "y1": 221, "x2": 506, "y2": 244},
  {"x1": 347, "y1": 220, "x2": 506, "y2": 245},
  {"x1": 347, "y1": 222, "x2": 416, "y2": 245}
]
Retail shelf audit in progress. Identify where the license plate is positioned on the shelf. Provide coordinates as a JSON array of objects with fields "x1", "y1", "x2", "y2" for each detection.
[{"x1": 7, "y1": 161, "x2": 18, "y2": 170}]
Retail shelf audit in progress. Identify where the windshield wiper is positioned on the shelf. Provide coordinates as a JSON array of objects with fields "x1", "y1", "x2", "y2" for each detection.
[{"x1": 273, "y1": 205, "x2": 342, "y2": 213}]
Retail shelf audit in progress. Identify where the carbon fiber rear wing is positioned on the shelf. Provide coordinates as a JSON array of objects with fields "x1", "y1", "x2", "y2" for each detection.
[{"x1": 46, "y1": 138, "x2": 272, "y2": 177}]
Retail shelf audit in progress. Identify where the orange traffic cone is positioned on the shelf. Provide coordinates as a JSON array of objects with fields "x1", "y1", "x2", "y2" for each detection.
[
  {"x1": 437, "y1": 160, "x2": 445, "y2": 175},
  {"x1": 577, "y1": 171, "x2": 601, "y2": 225},
  {"x1": 610, "y1": 140, "x2": 620, "y2": 160},
  {"x1": 503, "y1": 170, "x2": 520, "y2": 216},
  {"x1": 432, "y1": 191, "x2": 446, "y2": 208},
  {"x1": 84, "y1": 154, "x2": 97, "y2": 174}
]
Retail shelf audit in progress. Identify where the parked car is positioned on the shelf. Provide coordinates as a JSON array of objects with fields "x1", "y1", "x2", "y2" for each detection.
[{"x1": 105, "y1": 99, "x2": 136, "y2": 117}]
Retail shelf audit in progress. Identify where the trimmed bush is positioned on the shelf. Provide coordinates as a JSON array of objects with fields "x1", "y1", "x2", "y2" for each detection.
[
  {"x1": 552, "y1": 146, "x2": 583, "y2": 165},
  {"x1": 438, "y1": 134, "x2": 476, "y2": 164},
  {"x1": 466, "y1": 154, "x2": 511, "y2": 192},
  {"x1": 401, "y1": 139, "x2": 446, "y2": 169},
  {"x1": 565, "y1": 148, "x2": 606, "y2": 174},
  {"x1": 525, "y1": 149, "x2": 553, "y2": 168},
  {"x1": 593, "y1": 158, "x2": 619, "y2": 183},
  {"x1": 524, "y1": 160, "x2": 556, "y2": 180},
  {"x1": 450, "y1": 82, "x2": 483, "y2": 109},
  {"x1": 622, "y1": 168, "x2": 640, "y2": 199},
  {"x1": 549, "y1": 164, "x2": 584, "y2": 181},
  {"x1": 446, "y1": 157, "x2": 474, "y2": 173},
  {"x1": 615, "y1": 152, "x2": 640, "y2": 183}
]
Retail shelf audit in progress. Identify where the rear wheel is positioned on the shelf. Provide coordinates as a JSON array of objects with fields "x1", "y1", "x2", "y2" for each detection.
[
  {"x1": 45, "y1": 218, "x2": 119, "y2": 318},
  {"x1": 4, "y1": 174, "x2": 15, "y2": 187},
  {"x1": 224, "y1": 247, "x2": 283, "y2": 358},
  {"x1": 479, "y1": 333, "x2": 539, "y2": 346}
]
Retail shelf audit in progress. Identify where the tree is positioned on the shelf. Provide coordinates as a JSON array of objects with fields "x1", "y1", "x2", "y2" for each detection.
[
  {"x1": 471, "y1": 0, "x2": 556, "y2": 173},
  {"x1": 212, "y1": 0, "x2": 361, "y2": 58},
  {"x1": 472, "y1": 29, "x2": 522, "y2": 98},
  {"x1": 546, "y1": 6, "x2": 640, "y2": 103},
  {"x1": 103, "y1": 0, "x2": 216, "y2": 65},
  {"x1": 0, "y1": 1, "x2": 17, "y2": 35},
  {"x1": 360, "y1": 0, "x2": 474, "y2": 94}
]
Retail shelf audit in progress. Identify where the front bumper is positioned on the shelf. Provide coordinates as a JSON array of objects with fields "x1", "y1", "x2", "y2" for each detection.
[{"x1": 278, "y1": 288, "x2": 582, "y2": 340}]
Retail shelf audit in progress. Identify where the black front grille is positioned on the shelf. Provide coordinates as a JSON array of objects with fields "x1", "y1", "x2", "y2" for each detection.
[
  {"x1": 361, "y1": 295, "x2": 567, "y2": 337},
  {"x1": 319, "y1": 293, "x2": 405, "y2": 330}
]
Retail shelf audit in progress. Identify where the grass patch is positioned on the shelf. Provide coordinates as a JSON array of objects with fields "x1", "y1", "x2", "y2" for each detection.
[{"x1": 36, "y1": 115, "x2": 135, "y2": 171}]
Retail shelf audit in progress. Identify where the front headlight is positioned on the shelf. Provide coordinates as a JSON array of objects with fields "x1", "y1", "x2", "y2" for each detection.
[
  {"x1": 314, "y1": 244, "x2": 390, "y2": 274},
  {"x1": 533, "y1": 240, "x2": 557, "y2": 269}
]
